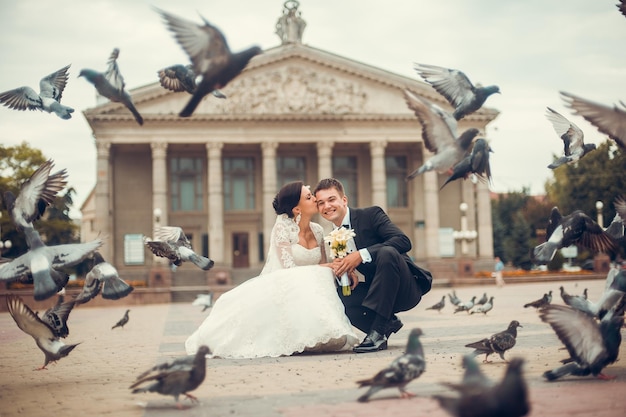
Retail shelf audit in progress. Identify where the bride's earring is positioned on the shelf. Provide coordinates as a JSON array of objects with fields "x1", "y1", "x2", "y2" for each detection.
[{"x1": 295, "y1": 213, "x2": 301, "y2": 225}]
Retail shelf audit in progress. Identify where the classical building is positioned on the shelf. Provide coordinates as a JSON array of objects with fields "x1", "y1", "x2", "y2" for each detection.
[{"x1": 80, "y1": 1, "x2": 498, "y2": 289}]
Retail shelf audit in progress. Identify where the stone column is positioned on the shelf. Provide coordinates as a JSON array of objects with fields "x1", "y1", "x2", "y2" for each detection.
[
  {"x1": 370, "y1": 140, "x2": 387, "y2": 210},
  {"x1": 207, "y1": 142, "x2": 224, "y2": 263},
  {"x1": 151, "y1": 142, "x2": 168, "y2": 231},
  {"x1": 475, "y1": 180, "x2": 494, "y2": 259},
  {"x1": 423, "y1": 171, "x2": 440, "y2": 258},
  {"x1": 95, "y1": 141, "x2": 112, "y2": 261},
  {"x1": 316, "y1": 141, "x2": 334, "y2": 180},
  {"x1": 262, "y1": 142, "x2": 279, "y2": 256}
]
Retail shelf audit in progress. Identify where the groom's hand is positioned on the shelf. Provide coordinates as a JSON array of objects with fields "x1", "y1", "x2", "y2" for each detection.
[{"x1": 335, "y1": 252, "x2": 363, "y2": 277}]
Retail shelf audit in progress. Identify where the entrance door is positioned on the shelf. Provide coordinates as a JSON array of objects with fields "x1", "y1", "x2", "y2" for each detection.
[{"x1": 232, "y1": 232, "x2": 249, "y2": 268}]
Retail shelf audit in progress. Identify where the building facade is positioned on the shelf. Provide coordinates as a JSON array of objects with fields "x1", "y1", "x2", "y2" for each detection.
[{"x1": 80, "y1": 2, "x2": 498, "y2": 284}]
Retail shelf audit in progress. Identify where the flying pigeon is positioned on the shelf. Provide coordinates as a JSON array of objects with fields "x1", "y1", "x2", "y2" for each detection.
[
  {"x1": 356, "y1": 328, "x2": 426, "y2": 402},
  {"x1": 0, "y1": 227, "x2": 103, "y2": 300},
  {"x1": 448, "y1": 290, "x2": 462, "y2": 306},
  {"x1": 79, "y1": 48, "x2": 144, "y2": 125},
  {"x1": 130, "y1": 345, "x2": 210, "y2": 409},
  {"x1": 435, "y1": 357, "x2": 529, "y2": 417},
  {"x1": 523, "y1": 291, "x2": 552, "y2": 308},
  {"x1": 531, "y1": 207, "x2": 619, "y2": 264},
  {"x1": 475, "y1": 293, "x2": 488, "y2": 305},
  {"x1": 545, "y1": 107, "x2": 596, "y2": 169},
  {"x1": 440, "y1": 138, "x2": 493, "y2": 190},
  {"x1": 111, "y1": 309, "x2": 130, "y2": 329},
  {"x1": 192, "y1": 292, "x2": 214, "y2": 312},
  {"x1": 144, "y1": 226, "x2": 214, "y2": 270},
  {"x1": 413, "y1": 63, "x2": 500, "y2": 120},
  {"x1": 404, "y1": 89, "x2": 479, "y2": 180},
  {"x1": 426, "y1": 295, "x2": 445, "y2": 312},
  {"x1": 0, "y1": 64, "x2": 74, "y2": 119},
  {"x1": 560, "y1": 91, "x2": 626, "y2": 149},
  {"x1": 75, "y1": 252, "x2": 134, "y2": 304},
  {"x1": 465, "y1": 320, "x2": 522, "y2": 362},
  {"x1": 155, "y1": 8, "x2": 262, "y2": 117},
  {"x1": 3, "y1": 159, "x2": 68, "y2": 230},
  {"x1": 6, "y1": 294, "x2": 80, "y2": 370},
  {"x1": 157, "y1": 64, "x2": 227, "y2": 99},
  {"x1": 541, "y1": 301, "x2": 624, "y2": 381},
  {"x1": 41, "y1": 294, "x2": 76, "y2": 338},
  {"x1": 453, "y1": 296, "x2": 476, "y2": 314},
  {"x1": 619, "y1": 0, "x2": 626, "y2": 18},
  {"x1": 471, "y1": 296, "x2": 494, "y2": 315},
  {"x1": 564, "y1": 266, "x2": 625, "y2": 319}
]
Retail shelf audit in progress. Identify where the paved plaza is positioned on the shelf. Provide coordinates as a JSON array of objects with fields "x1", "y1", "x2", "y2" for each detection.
[{"x1": 1, "y1": 277, "x2": 625, "y2": 417}]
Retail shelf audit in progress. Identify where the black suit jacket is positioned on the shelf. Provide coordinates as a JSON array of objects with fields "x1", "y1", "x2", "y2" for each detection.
[{"x1": 349, "y1": 206, "x2": 433, "y2": 295}]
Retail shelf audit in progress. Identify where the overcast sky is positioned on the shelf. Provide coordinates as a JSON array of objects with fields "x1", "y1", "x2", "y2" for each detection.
[{"x1": 0, "y1": 0, "x2": 624, "y2": 219}]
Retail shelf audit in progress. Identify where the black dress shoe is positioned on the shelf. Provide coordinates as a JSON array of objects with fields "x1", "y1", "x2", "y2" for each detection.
[
  {"x1": 353, "y1": 330, "x2": 388, "y2": 353},
  {"x1": 385, "y1": 318, "x2": 404, "y2": 338}
]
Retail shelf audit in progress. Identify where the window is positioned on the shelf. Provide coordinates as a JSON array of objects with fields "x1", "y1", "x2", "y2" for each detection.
[
  {"x1": 386, "y1": 155, "x2": 408, "y2": 207},
  {"x1": 124, "y1": 234, "x2": 145, "y2": 265},
  {"x1": 224, "y1": 157, "x2": 255, "y2": 210},
  {"x1": 332, "y1": 156, "x2": 358, "y2": 204},
  {"x1": 170, "y1": 157, "x2": 203, "y2": 211},
  {"x1": 277, "y1": 156, "x2": 306, "y2": 185}
]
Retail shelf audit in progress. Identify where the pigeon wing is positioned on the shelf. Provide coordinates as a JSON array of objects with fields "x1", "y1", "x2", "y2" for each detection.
[
  {"x1": 545, "y1": 107, "x2": 585, "y2": 157},
  {"x1": 39, "y1": 64, "x2": 71, "y2": 101},
  {"x1": 414, "y1": 63, "x2": 476, "y2": 112},
  {"x1": 6, "y1": 295, "x2": 55, "y2": 341},
  {"x1": 158, "y1": 64, "x2": 196, "y2": 93},
  {"x1": 104, "y1": 48, "x2": 126, "y2": 93},
  {"x1": 42, "y1": 298, "x2": 75, "y2": 338},
  {"x1": 49, "y1": 239, "x2": 104, "y2": 269},
  {"x1": 0, "y1": 86, "x2": 42, "y2": 111},
  {"x1": 403, "y1": 89, "x2": 457, "y2": 153},
  {"x1": 575, "y1": 214, "x2": 619, "y2": 255},
  {"x1": 154, "y1": 226, "x2": 191, "y2": 248}
]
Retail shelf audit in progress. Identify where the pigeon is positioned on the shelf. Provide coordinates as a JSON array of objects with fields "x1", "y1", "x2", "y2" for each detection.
[
  {"x1": 523, "y1": 291, "x2": 552, "y2": 308},
  {"x1": 130, "y1": 345, "x2": 210, "y2": 409},
  {"x1": 3, "y1": 159, "x2": 68, "y2": 230},
  {"x1": 545, "y1": 107, "x2": 596, "y2": 169},
  {"x1": 404, "y1": 89, "x2": 479, "y2": 180},
  {"x1": 465, "y1": 320, "x2": 522, "y2": 362},
  {"x1": 559, "y1": 285, "x2": 583, "y2": 307},
  {"x1": 540, "y1": 301, "x2": 624, "y2": 381},
  {"x1": 0, "y1": 227, "x2": 103, "y2": 300},
  {"x1": 440, "y1": 138, "x2": 493, "y2": 190},
  {"x1": 79, "y1": 48, "x2": 144, "y2": 125},
  {"x1": 356, "y1": 328, "x2": 426, "y2": 402},
  {"x1": 192, "y1": 292, "x2": 213, "y2": 312},
  {"x1": 435, "y1": 357, "x2": 529, "y2": 417},
  {"x1": 75, "y1": 251, "x2": 134, "y2": 304},
  {"x1": 6, "y1": 294, "x2": 80, "y2": 370},
  {"x1": 564, "y1": 266, "x2": 625, "y2": 319},
  {"x1": 475, "y1": 293, "x2": 488, "y2": 305},
  {"x1": 112, "y1": 309, "x2": 130, "y2": 329},
  {"x1": 619, "y1": 0, "x2": 626, "y2": 18},
  {"x1": 426, "y1": 295, "x2": 446, "y2": 312},
  {"x1": 532, "y1": 207, "x2": 619, "y2": 263},
  {"x1": 0, "y1": 64, "x2": 74, "y2": 119},
  {"x1": 448, "y1": 290, "x2": 462, "y2": 306},
  {"x1": 454, "y1": 296, "x2": 476, "y2": 314},
  {"x1": 471, "y1": 296, "x2": 494, "y2": 315},
  {"x1": 144, "y1": 226, "x2": 214, "y2": 270},
  {"x1": 413, "y1": 63, "x2": 500, "y2": 120},
  {"x1": 440, "y1": 354, "x2": 494, "y2": 394},
  {"x1": 157, "y1": 64, "x2": 227, "y2": 99},
  {"x1": 41, "y1": 295, "x2": 76, "y2": 338},
  {"x1": 155, "y1": 8, "x2": 262, "y2": 117},
  {"x1": 560, "y1": 91, "x2": 626, "y2": 149}
]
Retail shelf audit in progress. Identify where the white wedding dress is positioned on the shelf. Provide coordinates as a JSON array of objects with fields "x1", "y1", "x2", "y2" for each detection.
[{"x1": 185, "y1": 215, "x2": 359, "y2": 359}]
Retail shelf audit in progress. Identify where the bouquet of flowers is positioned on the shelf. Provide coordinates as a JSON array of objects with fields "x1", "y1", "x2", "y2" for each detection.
[{"x1": 324, "y1": 227, "x2": 356, "y2": 296}]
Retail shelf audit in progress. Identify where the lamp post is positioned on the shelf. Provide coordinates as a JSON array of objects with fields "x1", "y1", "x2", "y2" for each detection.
[
  {"x1": 0, "y1": 212, "x2": 12, "y2": 256},
  {"x1": 453, "y1": 202, "x2": 477, "y2": 256},
  {"x1": 595, "y1": 200, "x2": 604, "y2": 227}
]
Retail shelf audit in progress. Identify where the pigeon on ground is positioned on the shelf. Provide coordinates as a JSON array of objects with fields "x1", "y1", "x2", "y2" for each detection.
[
  {"x1": 3, "y1": 159, "x2": 68, "y2": 230},
  {"x1": 465, "y1": 320, "x2": 522, "y2": 362},
  {"x1": 0, "y1": 227, "x2": 103, "y2": 301},
  {"x1": 0, "y1": 64, "x2": 74, "y2": 119},
  {"x1": 435, "y1": 357, "x2": 529, "y2": 417},
  {"x1": 6, "y1": 294, "x2": 79, "y2": 370},
  {"x1": 476, "y1": 292, "x2": 488, "y2": 305},
  {"x1": 112, "y1": 309, "x2": 130, "y2": 329},
  {"x1": 130, "y1": 345, "x2": 210, "y2": 409},
  {"x1": 448, "y1": 290, "x2": 462, "y2": 306},
  {"x1": 157, "y1": 64, "x2": 227, "y2": 99},
  {"x1": 79, "y1": 48, "x2": 143, "y2": 125},
  {"x1": 403, "y1": 89, "x2": 479, "y2": 180},
  {"x1": 192, "y1": 292, "x2": 213, "y2": 312},
  {"x1": 471, "y1": 296, "x2": 494, "y2": 315},
  {"x1": 144, "y1": 226, "x2": 214, "y2": 270},
  {"x1": 545, "y1": 107, "x2": 596, "y2": 169},
  {"x1": 540, "y1": 301, "x2": 624, "y2": 381},
  {"x1": 75, "y1": 252, "x2": 134, "y2": 304},
  {"x1": 413, "y1": 63, "x2": 500, "y2": 121},
  {"x1": 41, "y1": 295, "x2": 76, "y2": 338},
  {"x1": 426, "y1": 295, "x2": 446, "y2": 312},
  {"x1": 440, "y1": 138, "x2": 493, "y2": 190},
  {"x1": 559, "y1": 285, "x2": 585, "y2": 307},
  {"x1": 532, "y1": 207, "x2": 619, "y2": 263},
  {"x1": 356, "y1": 328, "x2": 426, "y2": 402},
  {"x1": 523, "y1": 291, "x2": 552, "y2": 308},
  {"x1": 454, "y1": 296, "x2": 476, "y2": 314},
  {"x1": 155, "y1": 8, "x2": 262, "y2": 117},
  {"x1": 560, "y1": 91, "x2": 626, "y2": 149}
]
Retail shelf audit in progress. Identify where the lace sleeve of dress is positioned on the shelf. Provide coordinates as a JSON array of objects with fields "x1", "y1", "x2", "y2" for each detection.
[
  {"x1": 311, "y1": 222, "x2": 328, "y2": 264},
  {"x1": 272, "y1": 215, "x2": 299, "y2": 269}
]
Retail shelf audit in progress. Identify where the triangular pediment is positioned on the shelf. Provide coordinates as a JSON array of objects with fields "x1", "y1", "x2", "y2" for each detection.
[{"x1": 83, "y1": 43, "x2": 498, "y2": 124}]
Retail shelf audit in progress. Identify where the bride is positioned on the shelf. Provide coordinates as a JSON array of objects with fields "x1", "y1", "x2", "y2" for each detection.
[{"x1": 185, "y1": 181, "x2": 359, "y2": 358}]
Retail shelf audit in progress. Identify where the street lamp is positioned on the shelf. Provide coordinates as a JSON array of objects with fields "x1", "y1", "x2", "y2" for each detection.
[
  {"x1": 0, "y1": 212, "x2": 12, "y2": 255},
  {"x1": 453, "y1": 202, "x2": 477, "y2": 256},
  {"x1": 595, "y1": 201, "x2": 604, "y2": 227}
]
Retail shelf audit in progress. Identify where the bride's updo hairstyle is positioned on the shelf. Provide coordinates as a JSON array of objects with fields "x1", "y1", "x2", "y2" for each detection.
[{"x1": 272, "y1": 181, "x2": 304, "y2": 217}]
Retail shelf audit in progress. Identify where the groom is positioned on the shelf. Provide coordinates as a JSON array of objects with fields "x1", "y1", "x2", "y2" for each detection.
[{"x1": 314, "y1": 178, "x2": 432, "y2": 353}]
